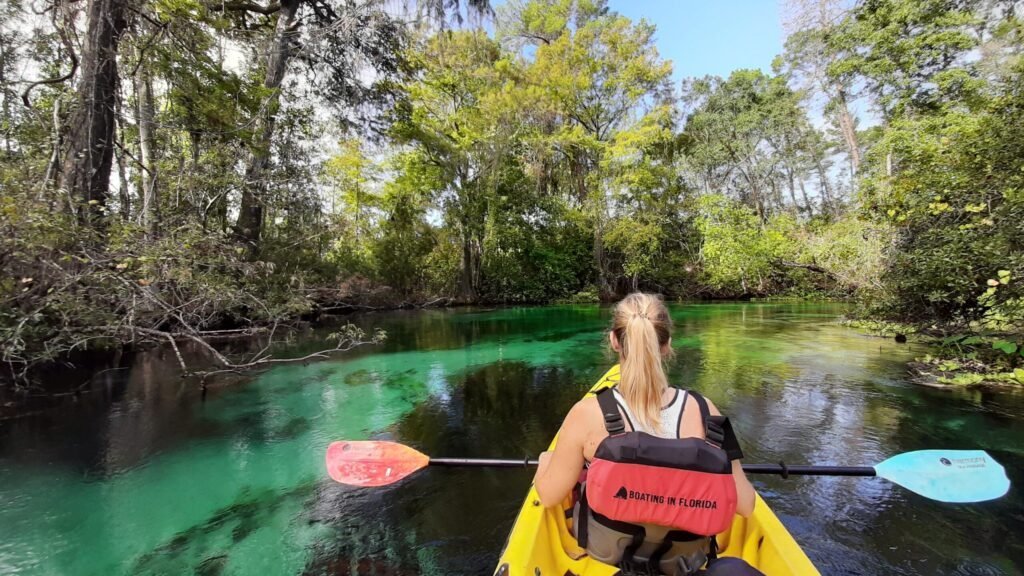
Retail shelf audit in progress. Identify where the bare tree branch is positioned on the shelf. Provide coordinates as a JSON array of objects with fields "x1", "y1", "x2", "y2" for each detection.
[
  {"x1": 774, "y1": 259, "x2": 838, "y2": 280},
  {"x1": 205, "y1": 1, "x2": 281, "y2": 15},
  {"x1": 21, "y1": 10, "x2": 80, "y2": 108}
]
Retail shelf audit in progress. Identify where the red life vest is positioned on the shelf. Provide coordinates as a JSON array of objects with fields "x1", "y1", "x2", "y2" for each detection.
[{"x1": 582, "y1": 387, "x2": 739, "y2": 538}]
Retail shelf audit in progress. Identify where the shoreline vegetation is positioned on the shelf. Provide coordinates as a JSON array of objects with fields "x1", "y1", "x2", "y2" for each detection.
[
  {"x1": 843, "y1": 319, "x2": 1024, "y2": 389},
  {"x1": 2, "y1": 0, "x2": 1022, "y2": 394}
]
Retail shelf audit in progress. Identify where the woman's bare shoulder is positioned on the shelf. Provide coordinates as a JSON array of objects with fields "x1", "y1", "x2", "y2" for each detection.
[
  {"x1": 567, "y1": 395, "x2": 600, "y2": 418},
  {"x1": 702, "y1": 394, "x2": 723, "y2": 416},
  {"x1": 686, "y1": 389, "x2": 724, "y2": 417},
  {"x1": 562, "y1": 396, "x2": 603, "y2": 429}
]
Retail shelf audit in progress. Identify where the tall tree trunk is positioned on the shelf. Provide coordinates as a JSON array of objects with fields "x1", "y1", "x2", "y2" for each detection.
[
  {"x1": 769, "y1": 176, "x2": 784, "y2": 213},
  {"x1": 786, "y1": 167, "x2": 801, "y2": 212},
  {"x1": 458, "y1": 220, "x2": 477, "y2": 302},
  {"x1": 798, "y1": 179, "x2": 814, "y2": 217},
  {"x1": 116, "y1": 114, "x2": 130, "y2": 220},
  {"x1": 816, "y1": 159, "x2": 834, "y2": 214},
  {"x1": 135, "y1": 45, "x2": 158, "y2": 236},
  {"x1": 748, "y1": 171, "x2": 764, "y2": 221},
  {"x1": 41, "y1": 98, "x2": 63, "y2": 200},
  {"x1": 456, "y1": 175, "x2": 478, "y2": 302},
  {"x1": 0, "y1": 39, "x2": 10, "y2": 155},
  {"x1": 59, "y1": 0, "x2": 128, "y2": 227},
  {"x1": 235, "y1": 0, "x2": 300, "y2": 252},
  {"x1": 592, "y1": 186, "x2": 611, "y2": 299},
  {"x1": 594, "y1": 219, "x2": 608, "y2": 296},
  {"x1": 832, "y1": 84, "x2": 860, "y2": 175}
]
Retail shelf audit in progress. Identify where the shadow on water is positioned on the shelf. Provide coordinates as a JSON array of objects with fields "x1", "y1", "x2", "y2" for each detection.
[{"x1": 132, "y1": 484, "x2": 314, "y2": 575}]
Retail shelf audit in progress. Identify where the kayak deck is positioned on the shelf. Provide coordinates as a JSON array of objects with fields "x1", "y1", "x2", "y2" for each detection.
[{"x1": 495, "y1": 365, "x2": 820, "y2": 576}]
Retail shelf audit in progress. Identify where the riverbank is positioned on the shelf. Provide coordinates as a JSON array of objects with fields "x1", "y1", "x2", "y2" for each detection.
[
  {"x1": 1, "y1": 235, "x2": 843, "y2": 391},
  {"x1": 843, "y1": 319, "x2": 1024, "y2": 389}
]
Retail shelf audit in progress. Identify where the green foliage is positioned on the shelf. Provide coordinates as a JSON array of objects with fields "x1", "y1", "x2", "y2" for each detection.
[
  {"x1": 842, "y1": 319, "x2": 917, "y2": 338},
  {"x1": 6, "y1": 0, "x2": 1024, "y2": 378},
  {"x1": 860, "y1": 64, "x2": 1024, "y2": 324},
  {"x1": 604, "y1": 218, "x2": 662, "y2": 286},
  {"x1": 937, "y1": 372, "x2": 987, "y2": 386},
  {"x1": 827, "y1": 0, "x2": 980, "y2": 119},
  {"x1": 694, "y1": 195, "x2": 796, "y2": 294},
  {"x1": 681, "y1": 69, "x2": 830, "y2": 218},
  {"x1": 557, "y1": 286, "x2": 601, "y2": 304},
  {"x1": 423, "y1": 229, "x2": 462, "y2": 296},
  {"x1": 326, "y1": 324, "x2": 388, "y2": 349}
]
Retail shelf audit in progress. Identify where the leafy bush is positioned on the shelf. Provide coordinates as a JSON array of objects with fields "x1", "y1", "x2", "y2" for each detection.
[
  {"x1": 860, "y1": 66, "x2": 1024, "y2": 324},
  {"x1": 694, "y1": 195, "x2": 797, "y2": 295}
]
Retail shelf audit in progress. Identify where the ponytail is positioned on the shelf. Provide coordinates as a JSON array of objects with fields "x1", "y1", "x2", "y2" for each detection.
[{"x1": 611, "y1": 293, "x2": 673, "y2": 434}]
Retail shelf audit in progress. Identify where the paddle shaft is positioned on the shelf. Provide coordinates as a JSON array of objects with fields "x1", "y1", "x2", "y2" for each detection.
[{"x1": 430, "y1": 457, "x2": 877, "y2": 477}]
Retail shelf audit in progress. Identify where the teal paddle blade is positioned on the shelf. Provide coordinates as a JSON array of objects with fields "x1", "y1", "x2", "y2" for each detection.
[{"x1": 874, "y1": 450, "x2": 1010, "y2": 503}]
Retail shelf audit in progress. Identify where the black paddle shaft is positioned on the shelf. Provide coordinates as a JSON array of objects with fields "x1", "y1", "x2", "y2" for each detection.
[
  {"x1": 429, "y1": 458, "x2": 877, "y2": 478},
  {"x1": 741, "y1": 464, "x2": 876, "y2": 477},
  {"x1": 431, "y1": 457, "x2": 540, "y2": 467}
]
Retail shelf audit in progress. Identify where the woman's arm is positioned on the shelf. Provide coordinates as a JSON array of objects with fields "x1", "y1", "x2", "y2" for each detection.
[
  {"x1": 707, "y1": 399, "x2": 756, "y2": 516},
  {"x1": 533, "y1": 400, "x2": 589, "y2": 508}
]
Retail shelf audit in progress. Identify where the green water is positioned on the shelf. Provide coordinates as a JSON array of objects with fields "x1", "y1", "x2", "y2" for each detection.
[{"x1": 0, "y1": 303, "x2": 1021, "y2": 575}]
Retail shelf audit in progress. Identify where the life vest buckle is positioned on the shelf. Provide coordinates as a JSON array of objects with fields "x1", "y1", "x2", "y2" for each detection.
[
  {"x1": 603, "y1": 411, "x2": 625, "y2": 435},
  {"x1": 704, "y1": 423, "x2": 725, "y2": 448}
]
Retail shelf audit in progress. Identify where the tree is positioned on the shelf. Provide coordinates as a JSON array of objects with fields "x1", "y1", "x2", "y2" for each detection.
[
  {"x1": 510, "y1": 0, "x2": 673, "y2": 297},
  {"x1": 827, "y1": 0, "x2": 979, "y2": 121},
  {"x1": 58, "y1": 0, "x2": 129, "y2": 226},
  {"x1": 133, "y1": 28, "x2": 159, "y2": 236},
  {"x1": 681, "y1": 69, "x2": 826, "y2": 218},
  {"x1": 780, "y1": 0, "x2": 862, "y2": 175},
  {"x1": 229, "y1": 0, "x2": 488, "y2": 252},
  {"x1": 324, "y1": 137, "x2": 382, "y2": 276},
  {"x1": 694, "y1": 194, "x2": 797, "y2": 295},
  {"x1": 859, "y1": 63, "x2": 1024, "y2": 322},
  {"x1": 373, "y1": 152, "x2": 439, "y2": 295},
  {"x1": 389, "y1": 30, "x2": 511, "y2": 301}
]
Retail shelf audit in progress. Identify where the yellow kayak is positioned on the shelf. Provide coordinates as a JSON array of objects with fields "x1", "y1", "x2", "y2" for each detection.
[{"x1": 494, "y1": 365, "x2": 821, "y2": 576}]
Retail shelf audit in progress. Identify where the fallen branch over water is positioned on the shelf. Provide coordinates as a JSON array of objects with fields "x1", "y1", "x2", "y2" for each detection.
[
  {"x1": 1, "y1": 235, "x2": 390, "y2": 387},
  {"x1": 97, "y1": 324, "x2": 386, "y2": 380}
]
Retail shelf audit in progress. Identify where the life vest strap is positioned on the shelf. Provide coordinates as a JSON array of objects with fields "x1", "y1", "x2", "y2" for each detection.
[
  {"x1": 690, "y1": 391, "x2": 744, "y2": 460},
  {"x1": 576, "y1": 483, "x2": 590, "y2": 547},
  {"x1": 596, "y1": 388, "x2": 626, "y2": 435},
  {"x1": 591, "y1": 509, "x2": 703, "y2": 542},
  {"x1": 591, "y1": 509, "x2": 708, "y2": 576},
  {"x1": 689, "y1": 391, "x2": 723, "y2": 450}
]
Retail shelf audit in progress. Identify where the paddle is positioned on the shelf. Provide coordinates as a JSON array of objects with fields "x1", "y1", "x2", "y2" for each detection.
[{"x1": 326, "y1": 441, "x2": 1010, "y2": 503}]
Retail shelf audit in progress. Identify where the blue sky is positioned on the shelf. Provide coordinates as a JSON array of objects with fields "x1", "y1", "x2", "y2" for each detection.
[{"x1": 609, "y1": 0, "x2": 785, "y2": 84}]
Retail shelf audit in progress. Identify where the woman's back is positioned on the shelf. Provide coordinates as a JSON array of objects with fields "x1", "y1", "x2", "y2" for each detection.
[
  {"x1": 575, "y1": 387, "x2": 714, "y2": 463},
  {"x1": 532, "y1": 292, "x2": 758, "y2": 575},
  {"x1": 610, "y1": 387, "x2": 686, "y2": 437}
]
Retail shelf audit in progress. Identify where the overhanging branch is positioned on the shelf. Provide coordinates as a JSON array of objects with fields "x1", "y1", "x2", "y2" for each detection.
[
  {"x1": 205, "y1": 1, "x2": 281, "y2": 15},
  {"x1": 774, "y1": 259, "x2": 838, "y2": 280}
]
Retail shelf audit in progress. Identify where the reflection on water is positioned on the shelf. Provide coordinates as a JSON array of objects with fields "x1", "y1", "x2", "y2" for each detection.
[{"x1": 0, "y1": 303, "x2": 1021, "y2": 575}]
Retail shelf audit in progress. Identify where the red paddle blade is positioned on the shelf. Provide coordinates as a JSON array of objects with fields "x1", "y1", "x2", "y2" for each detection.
[{"x1": 325, "y1": 441, "x2": 430, "y2": 487}]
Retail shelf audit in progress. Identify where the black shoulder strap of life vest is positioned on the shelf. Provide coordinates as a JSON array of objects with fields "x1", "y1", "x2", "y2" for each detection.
[
  {"x1": 689, "y1": 390, "x2": 723, "y2": 448},
  {"x1": 595, "y1": 387, "x2": 625, "y2": 435},
  {"x1": 689, "y1": 391, "x2": 744, "y2": 460}
]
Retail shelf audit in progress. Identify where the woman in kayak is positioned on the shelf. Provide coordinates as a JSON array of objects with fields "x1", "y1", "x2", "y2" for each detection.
[{"x1": 533, "y1": 292, "x2": 759, "y2": 575}]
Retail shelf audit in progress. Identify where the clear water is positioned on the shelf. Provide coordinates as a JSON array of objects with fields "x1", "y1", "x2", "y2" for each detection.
[{"x1": 0, "y1": 303, "x2": 1021, "y2": 575}]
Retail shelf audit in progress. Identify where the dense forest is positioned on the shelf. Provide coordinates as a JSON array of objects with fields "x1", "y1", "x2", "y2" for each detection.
[{"x1": 1, "y1": 0, "x2": 1023, "y2": 382}]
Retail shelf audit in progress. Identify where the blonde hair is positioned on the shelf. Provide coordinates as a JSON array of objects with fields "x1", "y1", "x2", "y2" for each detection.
[{"x1": 611, "y1": 292, "x2": 674, "y2": 434}]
